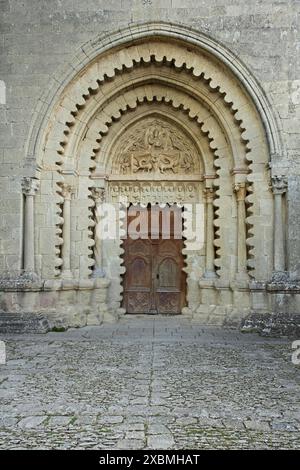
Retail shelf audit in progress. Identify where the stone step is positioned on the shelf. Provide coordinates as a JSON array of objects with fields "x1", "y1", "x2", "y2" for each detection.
[{"x1": 0, "y1": 313, "x2": 50, "y2": 334}]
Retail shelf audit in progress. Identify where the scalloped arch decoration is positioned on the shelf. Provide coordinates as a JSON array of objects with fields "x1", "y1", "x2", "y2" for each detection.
[
  {"x1": 26, "y1": 22, "x2": 282, "y2": 170},
  {"x1": 75, "y1": 84, "x2": 230, "y2": 175},
  {"x1": 30, "y1": 22, "x2": 276, "y2": 290},
  {"x1": 39, "y1": 39, "x2": 269, "y2": 172}
]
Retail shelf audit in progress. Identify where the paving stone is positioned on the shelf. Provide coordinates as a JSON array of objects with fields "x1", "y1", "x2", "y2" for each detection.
[
  {"x1": 48, "y1": 416, "x2": 73, "y2": 427},
  {"x1": 147, "y1": 424, "x2": 170, "y2": 434},
  {"x1": 175, "y1": 417, "x2": 198, "y2": 425},
  {"x1": 117, "y1": 439, "x2": 145, "y2": 450},
  {"x1": 147, "y1": 434, "x2": 175, "y2": 449},
  {"x1": 98, "y1": 415, "x2": 124, "y2": 424},
  {"x1": 17, "y1": 416, "x2": 47, "y2": 430},
  {"x1": 0, "y1": 317, "x2": 299, "y2": 449},
  {"x1": 244, "y1": 420, "x2": 271, "y2": 431},
  {"x1": 125, "y1": 431, "x2": 145, "y2": 440}
]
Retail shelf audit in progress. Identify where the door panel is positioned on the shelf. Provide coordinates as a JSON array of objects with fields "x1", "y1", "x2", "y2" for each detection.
[
  {"x1": 158, "y1": 258, "x2": 178, "y2": 288},
  {"x1": 156, "y1": 240, "x2": 185, "y2": 314},
  {"x1": 123, "y1": 238, "x2": 152, "y2": 314},
  {"x1": 122, "y1": 205, "x2": 186, "y2": 314}
]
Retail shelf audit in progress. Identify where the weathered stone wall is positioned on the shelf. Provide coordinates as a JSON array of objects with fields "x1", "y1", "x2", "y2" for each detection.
[
  {"x1": 0, "y1": 1, "x2": 299, "y2": 334},
  {"x1": 0, "y1": 0, "x2": 299, "y2": 272}
]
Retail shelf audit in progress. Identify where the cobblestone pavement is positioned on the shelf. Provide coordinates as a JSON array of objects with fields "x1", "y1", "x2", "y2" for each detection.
[{"x1": 0, "y1": 315, "x2": 299, "y2": 449}]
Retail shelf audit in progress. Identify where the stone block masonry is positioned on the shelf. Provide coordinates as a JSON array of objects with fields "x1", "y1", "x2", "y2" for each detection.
[{"x1": 0, "y1": 2, "x2": 299, "y2": 335}]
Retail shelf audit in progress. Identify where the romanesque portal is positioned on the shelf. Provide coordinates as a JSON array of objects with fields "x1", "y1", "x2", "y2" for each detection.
[
  {"x1": 1, "y1": 23, "x2": 294, "y2": 333},
  {"x1": 122, "y1": 204, "x2": 187, "y2": 315}
]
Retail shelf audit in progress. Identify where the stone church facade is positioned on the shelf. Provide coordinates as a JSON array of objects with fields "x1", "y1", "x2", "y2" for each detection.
[{"x1": 0, "y1": 1, "x2": 299, "y2": 335}]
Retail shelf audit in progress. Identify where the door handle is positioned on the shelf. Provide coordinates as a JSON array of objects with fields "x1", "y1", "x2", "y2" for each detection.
[{"x1": 156, "y1": 273, "x2": 159, "y2": 280}]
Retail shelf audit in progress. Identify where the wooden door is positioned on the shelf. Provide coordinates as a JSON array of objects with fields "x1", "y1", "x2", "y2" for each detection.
[
  {"x1": 122, "y1": 205, "x2": 186, "y2": 314},
  {"x1": 155, "y1": 238, "x2": 186, "y2": 314}
]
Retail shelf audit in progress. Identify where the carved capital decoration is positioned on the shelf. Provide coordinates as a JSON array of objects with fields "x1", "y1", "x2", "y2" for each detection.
[
  {"x1": 61, "y1": 183, "x2": 73, "y2": 200},
  {"x1": 271, "y1": 175, "x2": 287, "y2": 195},
  {"x1": 114, "y1": 118, "x2": 200, "y2": 177},
  {"x1": 91, "y1": 187, "x2": 106, "y2": 204},
  {"x1": 203, "y1": 187, "x2": 215, "y2": 203},
  {"x1": 233, "y1": 182, "x2": 247, "y2": 202},
  {"x1": 21, "y1": 177, "x2": 39, "y2": 196}
]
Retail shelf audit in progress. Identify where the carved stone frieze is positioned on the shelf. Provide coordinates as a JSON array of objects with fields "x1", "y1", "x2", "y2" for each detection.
[{"x1": 108, "y1": 181, "x2": 200, "y2": 204}]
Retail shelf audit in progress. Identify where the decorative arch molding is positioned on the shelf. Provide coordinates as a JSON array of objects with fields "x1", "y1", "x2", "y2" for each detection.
[
  {"x1": 51, "y1": 62, "x2": 250, "y2": 163},
  {"x1": 76, "y1": 85, "x2": 230, "y2": 174},
  {"x1": 39, "y1": 42, "x2": 265, "y2": 173},
  {"x1": 31, "y1": 22, "x2": 274, "y2": 281},
  {"x1": 25, "y1": 21, "x2": 283, "y2": 173},
  {"x1": 18, "y1": 21, "x2": 283, "y2": 325},
  {"x1": 88, "y1": 106, "x2": 217, "y2": 177}
]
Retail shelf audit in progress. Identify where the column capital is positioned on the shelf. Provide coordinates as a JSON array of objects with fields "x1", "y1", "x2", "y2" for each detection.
[
  {"x1": 91, "y1": 187, "x2": 106, "y2": 203},
  {"x1": 203, "y1": 187, "x2": 215, "y2": 203},
  {"x1": 61, "y1": 183, "x2": 73, "y2": 200},
  {"x1": 233, "y1": 182, "x2": 247, "y2": 201},
  {"x1": 21, "y1": 177, "x2": 39, "y2": 196},
  {"x1": 271, "y1": 175, "x2": 287, "y2": 195}
]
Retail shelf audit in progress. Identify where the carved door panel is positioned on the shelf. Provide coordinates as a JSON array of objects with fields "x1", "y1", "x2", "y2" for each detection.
[
  {"x1": 155, "y1": 239, "x2": 186, "y2": 314},
  {"x1": 122, "y1": 206, "x2": 186, "y2": 314},
  {"x1": 122, "y1": 238, "x2": 153, "y2": 314}
]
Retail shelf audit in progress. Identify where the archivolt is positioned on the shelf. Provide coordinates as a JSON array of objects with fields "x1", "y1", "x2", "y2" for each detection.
[
  {"x1": 85, "y1": 104, "x2": 219, "y2": 177},
  {"x1": 76, "y1": 84, "x2": 229, "y2": 175},
  {"x1": 44, "y1": 57, "x2": 255, "y2": 173},
  {"x1": 30, "y1": 23, "x2": 275, "y2": 281}
]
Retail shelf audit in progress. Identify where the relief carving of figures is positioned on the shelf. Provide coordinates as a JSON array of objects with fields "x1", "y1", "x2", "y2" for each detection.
[{"x1": 115, "y1": 118, "x2": 199, "y2": 175}]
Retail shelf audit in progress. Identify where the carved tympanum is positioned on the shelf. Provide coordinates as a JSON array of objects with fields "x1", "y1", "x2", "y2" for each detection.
[{"x1": 115, "y1": 118, "x2": 199, "y2": 175}]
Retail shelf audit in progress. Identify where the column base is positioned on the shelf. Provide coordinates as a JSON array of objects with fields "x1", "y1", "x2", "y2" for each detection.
[
  {"x1": 203, "y1": 270, "x2": 217, "y2": 279},
  {"x1": 21, "y1": 271, "x2": 39, "y2": 283},
  {"x1": 271, "y1": 270, "x2": 289, "y2": 282},
  {"x1": 91, "y1": 267, "x2": 106, "y2": 278},
  {"x1": 61, "y1": 270, "x2": 73, "y2": 280}
]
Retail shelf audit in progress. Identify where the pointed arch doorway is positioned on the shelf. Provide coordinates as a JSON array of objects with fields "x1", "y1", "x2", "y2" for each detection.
[{"x1": 122, "y1": 204, "x2": 187, "y2": 315}]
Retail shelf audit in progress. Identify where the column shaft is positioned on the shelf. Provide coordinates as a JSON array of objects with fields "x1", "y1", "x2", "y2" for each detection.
[
  {"x1": 21, "y1": 177, "x2": 39, "y2": 274},
  {"x1": 271, "y1": 176, "x2": 287, "y2": 274},
  {"x1": 234, "y1": 183, "x2": 248, "y2": 278},
  {"x1": 61, "y1": 185, "x2": 72, "y2": 278},
  {"x1": 91, "y1": 187, "x2": 106, "y2": 277},
  {"x1": 24, "y1": 194, "x2": 35, "y2": 271},
  {"x1": 204, "y1": 188, "x2": 216, "y2": 278},
  {"x1": 274, "y1": 192, "x2": 285, "y2": 271}
]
